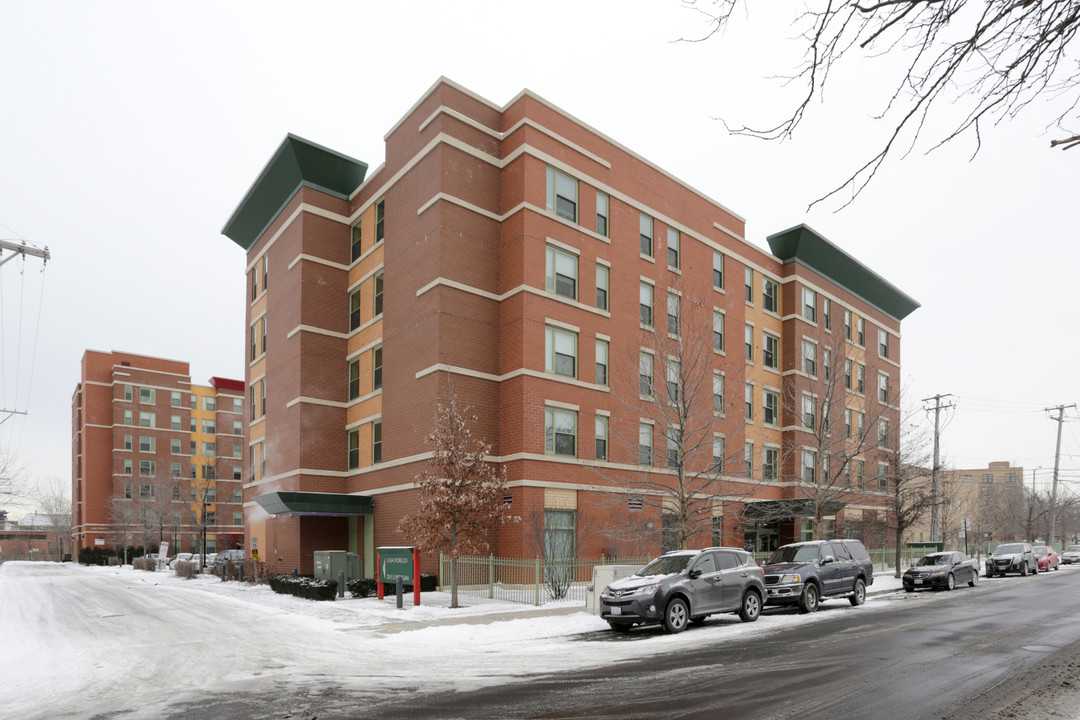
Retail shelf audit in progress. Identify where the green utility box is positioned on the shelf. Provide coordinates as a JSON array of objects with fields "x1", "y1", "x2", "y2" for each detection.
[{"x1": 313, "y1": 550, "x2": 362, "y2": 583}]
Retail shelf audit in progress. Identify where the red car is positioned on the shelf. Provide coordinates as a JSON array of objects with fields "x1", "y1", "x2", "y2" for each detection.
[{"x1": 1032, "y1": 545, "x2": 1060, "y2": 572}]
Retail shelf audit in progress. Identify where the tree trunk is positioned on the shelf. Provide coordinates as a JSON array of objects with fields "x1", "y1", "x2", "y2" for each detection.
[
  {"x1": 894, "y1": 523, "x2": 903, "y2": 578},
  {"x1": 450, "y1": 556, "x2": 459, "y2": 609}
]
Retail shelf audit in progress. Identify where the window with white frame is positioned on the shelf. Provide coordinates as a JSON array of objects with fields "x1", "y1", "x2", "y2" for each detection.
[
  {"x1": 763, "y1": 278, "x2": 778, "y2": 313},
  {"x1": 139, "y1": 436, "x2": 154, "y2": 453},
  {"x1": 596, "y1": 190, "x2": 609, "y2": 236},
  {"x1": 763, "y1": 333, "x2": 779, "y2": 370},
  {"x1": 744, "y1": 442, "x2": 754, "y2": 478},
  {"x1": 349, "y1": 288, "x2": 362, "y2": 331},
  {"x1": 802, "y1": 288, "x2": 816, "y2": 322},
  {"x1": 667, "y1": 228, "x2": 680, "y2": 269},
  {"x1": 545, "y1": 245, "x2": 578, "y2": 300},
  {"x1": 171, "y1": 438, "x2": 182, "y2": 454},
  {"x1": 639, "y1": 213, "x2": 653, "y2": 256},
  {"x1": 878, "y1": 418, "x2": 889, "y2": 448},
  {"x1": 713, "y1": 373, "x2": 724, "y2": 415},
  {"x1": 171, "y1": 391, "x2": 181, "y2": 407},
  {"x1": 666, "y1": 360, "x2": 681, "y2": 405},
  {"x1": 639, "y1": 352, "x2": 654, "y2": 397},
  {"x1": 545, "y1": 407, "x2": 577, "y2": 457},
  {"x1": 713, "y1": 310, "x2": 724, "y2": 352},
  {"x1": 878, "y1": 328, "x2": 889, "y2": 358},
  {"x1": 845, "y1": 408, "x2": 853, "y2": 439},
  {"x1": 802, "y1": 450, "x2": 817, "y2": 483},
  {"x1": 802, "y1": 394, "x2": 816, "y2": 429},
  {"x1": 667, "y1": 292, "x2": 680, "y2": 335},
  {"x1": 139, "y1": 387, "x2": 155, "y2": 404},
  {"x1": 139, "y1": 412, "x2": 155, "y2": 428},
  {"x1": 595, "y1": 339, "x2": 608, "y2": 386},
  {"x1": 595, "y1": 415, "x2": 608, "y2": 461},
  {"x1": 802, "y1": 340, "x2": 817, "y2": 376},
  {"x1": 857, "y1": 363, "x2": 865, "y2": 394},
  {"x1": 745, "y1": 383, "x2": 754, "y2": 421},
  {"x1": 545, "y1": 326, "x2": 577, "y2": 378},
  {"x1": 595, "y1": 264, "x2": 609, "y2": 311},
  {"x1": 764, "y1": 447, "x2": 779, "y2": 481},
  {"x1": 878, "y1": 373, "x2": 888, "y2": 403},
  {"x1": 763, "y1": 389, "x2": 779, "y2": 426},
  {"x1": 202, "y1": 419, "x2": 216, "y2": 434},
  {"x1": 123, "y1": 384, "x2": 132, "y2": 401},
  {"x1": 878, "y1": 462, "x2": 889, "y2": 489},
  {"x1": 745, "y1": 324, "x2": 754, "y2": 362},
  {"x1": 713, "y1": 251, "x2": 724, "y2": 289},
  {"x1": 844, "y1": 310, "x2": 852, "y2": 340},
  {"x1": 638, "y1": 423, "x2": 653, "y2": 465},
  {"x1": 139, "y1": 460, "x2": 156, "y2": 477},
  {"x1": 666, "y1": 426, "x2": 681, "y2": 469},
  {"x1": 823, "y1": 348, "x2": 832, "y2": 381},
  {"x1": 823, "y1": 298, "x2": 831, "y2": 330},
  {"x1": 639, "y1": 282, "x2": 653, "y2": 326},
  {"x1": 744, "y1": 267, "x2": 753, "y2": 303},
  {"x1": 712, "y1": 435, "x2": 724, "y2": 473},
  {"x1": 857, "y1": 316, "x2": 865, "y2": 345},
  {"x1": 123, "y1": 434, "x2": 132, "y2": 450},
  {"x1": 546, "y1": 167, "x2": 578, "y2": 222}
]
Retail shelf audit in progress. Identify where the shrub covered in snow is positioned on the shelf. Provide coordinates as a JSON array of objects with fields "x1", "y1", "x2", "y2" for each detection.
[
  {"x1": 174, "y1": 561, "x2": 199, "y2": 580},
  {"x1": 347, "y1": 574, "x2": 438, "y2": 598},
  {"x1": 268, "y1": 574, "x2": 338, "y2": 601},
  {"x1": 347, "y1": 578, "x2": 378, "y2": 597}
]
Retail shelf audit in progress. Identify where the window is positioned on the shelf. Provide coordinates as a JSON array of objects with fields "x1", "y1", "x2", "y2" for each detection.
[
  {"x1": 545, "y1": 245, "x2": 578, "y2": 300},
  {"x1": 545, "y1": 407, "x2": 577, "y2": 457},
  {"x1": 845, "y1": 409, "x2": 853, "y2": 439},
  {"x1": 546, "y1": 168, "x2": 578, "y2": 222},
  {"x1": 878, "y1": 419, "x2": 889, "y2": 448},
  {"x1": 877, "y1": 463, "x2": 888, "y2": 489},
  {"x1": 123, "y1": 434, "x2": 132, "y2": 450},
  {"x1": 595, "y1": 339, "x2": 608, "y2": 386},
  {"x1": 250, "y1": 387, "x2": 256, "y2": 421},
  {"x1": 190, "y1": 440, "x2": 197, "y2": 455},
  {"x1": 261, "y1": 317, "x2": 267, "y2": 354},
  {"x1": 856, "y1": 460, "x2": 865, "y2": 489},
  {"x1": 373, "y1": 346, "x2": 383, "y2": 390},
  {"x1": 204, "y1": 465, "x2": 216, "y2": 481},
  {"x1": 763, "y1": 278, "x2": 778, "y2": 313},
  {"x1": 233, "y1": 512, "x2": 243, "y2": 526},
  {"x1": 233, "y1": 488, "x2": 242, "y2": 501},
  {"x1": 713, "y1": 373, "x2": 724, "y2": 415},
  {"x1": 713, "y1": 251, "x2": 724, "y2": 289},
  {"x1": 171, "y1": 462, "x2": 181, "y2": 478},
  {"x1": 1006, "y1": 473, "x2": 1016, "y2": 483},
  {"x1": 595, "y1": 415, "x2": 608, "y2": 461},
  {"x1": 638, "y1": 423, "x2": 653, "y2": 465},
  {"x1": 374, "y1": 272, "x2": 384, "y2": 316},
  {"x1": 744, "y1": 442, "x2": 754, "y2": 478},
  {"x1": 802, "y1": 288, "x2": 816, "y2": 322},
  {"x1": 595, "y1": 264, "x2": 609, "y2": 311},
  {"x1": 250, "y1": 325, "x2": 257, "y2": 361},
  {"x1": 349, "y1": 288, "x2": 362, "y2": 331},
  {"x1": 712, "y1": 435, "x2": 724, "y2": 473},
  {"x1": 545, "y1": 326, "x2": 577, "y2": 378},
  {"x1": 190, "y1": 395, "x2": 196, "y2": 409},
  {"x1": 349, "y1": 359, "x2": 360, "y2": 400},
  {"x1": 639, "y1": 213, "x2": 653, "y2": 256},
  {"x1": 857, "y1": 364, "x2": 865, "y2": 394},
  {"x1": 667, "y1": 293, "x2": 680, "y2": 335},
  {"x1": 666, "y1": 360, "x2": 681, "y2": 405},
  {"x1": 260, "y1": 380, "x2": 266, "y2": 418},
  {"x1": 802, "y1": 450, "x2": 817, "y2": 483},
  {"x1": 139, "y1": 387, "x2": 155, "y2": 404},
  {"x1": 233, "y1": 442, "x2": 242, "y2": 458},
  {"x1": 823, "y1": 298, "x2": 832, "y2": 330},
  {"x1": 139, "y1": 460, "x2": 156, "y2": 477},
  {"x1": 857, "y1": 316, "x2": 865, "y2": 346},
  {"x1": 667, "y1": 228, "x2": 680, "y2": 269},
  {"x1": 545, "y1": 509, "x2": 576, "y2": 564},
  {"x1": 763, "y1": 390, "x2": 779, "y2": 426},
  {"x1": 764, "y1": 447, "x2": 779, "y2": 481},
  {"x1": 375, "y1": 198, "x2": 386, "y2": 242},
  {"x1": 139, "y1": 412, "x2": 155, "y2": 428},
  {"x1": 844, "y1": 310, "x2": 852, "y2": 340},
  {"x1": 879, "y1": 328, "x2": 889, "y2": 358},
  {"x1": 123, "y1": 410, "x2": 132, "y2": 425},
  {"x1": 823, "y1": 348, "x2": 832, "y2": 381},
  {"x1": 666, "y1": 426, "x2": 681, "y2": 469},
  {"x1": 203, "y1": 442, "x2": 216, "y2": 457},
  {"x1": 139, "y1": 436, "x2": 155, "y2": 453},
  {"x1": 124, "y1": 384, "x2": 133, "y2": 401},
  {"x1": 189, "y1": 417, "x2": 197, "y2": 432},
  {"x1": 639, "y1": 282, "x2": 653, "y2": 326},
  {"x1": 233, "y1": 398, "x2": 242, "y2": 413},
  {"x1": 639, "y1": 352, "x2": 654, "y2": 397},
  {"x1": 123, "y1": 460, "x2": 132, "y2": 476},
  {"x1": 744, "y1": 267, "x2": 753, "y2": 303},
  {"x1": 205, "y1": 512, "x2": 217, "y2": 527},
  {"x1": 803, "y1": 394, "x2": 816, "y2": 429},
  {"x1": 251, "y1": 266, "x2": 258, "y2": 301},
  {"x1": 713, "y1": 311, "x2": 725, "y2": 352},
  {"x1": 350, "y1": 221, "x2": 362, "y2": 262},
  {"x1": 596, "y1": 190, "x2": 609, "y2": 236},
  {"x1": 348, "y1": 429, "x2": 359, "y2": 469},
  {"x1": 763, "y1": 333, "x2": 779, "y2": 370},
  {"x1": 744, "y1": 324, "x2": 754, "y2": 362},
  {"x1": 171, "y1": 391, "x2": 181, "y2": 407},
  {"x1": 233, "y1": 467, "x2": 242, "y2": 481},
  {"x1": 983, "y1": 473, "x2": 993, "y2": 484},
  {"x1": 745, "y1": 383, "x2": 753, "y2": 421},
  {"x1": 263, "y1": 254, "x2": 269, "y2": 290},
  {"x1": 202, "y1": 419, "x2": 216, "y2": 434},
  {"x1": 373, "y1": 421, "x2": 382, "y2": 463},
  {"x1": 140, "y1": 482, "x2": 155, "y2": 498},
  {"x1": 878, "y1": 373, "x2": 889, "y2": 404},
  {"x1": 845, "y1": 359, "x2": 853, "y2": 390},
  {"x1": 232, "y1": 420, "x2": 242, "y2": 435},
  {"x1": 802, "y1": 340, "x2": 817, "y2": 376}
]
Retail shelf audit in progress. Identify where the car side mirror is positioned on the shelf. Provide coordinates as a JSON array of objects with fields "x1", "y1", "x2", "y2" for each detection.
[
  {"x1": 688, "y1": 568, "x2": 702, "y2": 579},
  {"x1": 821, "y1": 555, "x2": 835, "y2": 565}
]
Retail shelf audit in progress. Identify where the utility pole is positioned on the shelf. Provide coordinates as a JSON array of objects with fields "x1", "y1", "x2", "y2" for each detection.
[
  {"x1": 1046, "y1": 404, "x2": 1075, "y2": 549},
  {"x1": 0, "y1": 238, "x2": 50, "y2": 421},
  {"x1": 923, "y1": 393, "x2": 954, "y2": 543}
]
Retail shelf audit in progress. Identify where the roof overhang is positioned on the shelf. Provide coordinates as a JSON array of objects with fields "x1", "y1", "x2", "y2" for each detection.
[
  {"x1": 222, "y1": 134, "x2": 368, "y2": 252},
  {"x1": 767, "y1": 224, "x2": 920, "y2": 322},
  {"x1": 253, "y1": 491, "x2": 374, "y2": 517}
]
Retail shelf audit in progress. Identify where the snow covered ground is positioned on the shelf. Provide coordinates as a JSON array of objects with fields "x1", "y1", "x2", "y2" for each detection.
[{"x1": 0, "y1": 561, "x2": 910, "y2": 719}]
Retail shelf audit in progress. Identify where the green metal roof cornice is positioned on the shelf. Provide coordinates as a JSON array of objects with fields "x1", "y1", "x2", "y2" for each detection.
[
  {"x1": 254, "y1": 491, "x2": 374, "y2": 517},
  {"x1": 767, "y1": 224, "x2": 920, "y2": 322},
  {"x1": 222, "y1": 134, "x2": 368, "y2": 251}
]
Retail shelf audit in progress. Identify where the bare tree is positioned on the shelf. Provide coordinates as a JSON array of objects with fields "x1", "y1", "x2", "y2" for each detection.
[
  {"x1": 686, "y1": 1, "x2": 1080, "y2": 208},
  {"x1": 0, "y1": 450, "x2": 26, "y2": 506},
  {"x1": 880, "y1": 397, "x2": 935, "y2": 576},
  {"x1": 521, "y1": 509, "x2": 596, "y2": 600},
  {"x1": 604, "y1": 280, "x2": 745, "y2": 552},
  {"x1": 32, "y1": 476, "x2": 72, "y2": 559},
  {"x1": 398, "y1": 396, "x2": 510, "y2": 609}
]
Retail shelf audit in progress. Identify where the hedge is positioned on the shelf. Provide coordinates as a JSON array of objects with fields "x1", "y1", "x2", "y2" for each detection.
[
  {"x1": 268, "y1": 574, "x2": 338, "y2": 601},
  {"x1": 347, "y1": 573, "x2": 438, "y2": 598}
]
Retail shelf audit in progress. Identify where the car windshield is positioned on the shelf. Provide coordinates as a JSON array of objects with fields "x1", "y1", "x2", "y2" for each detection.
[
  {"x1": 917, "y1": 554, "x2": 951, "y2": 566},
  {"x1": 1069, "y1": 547, "x2": 1080, "y2": 553},
  {"x1": 637, "y1": 554, "x2": 693, "y2": 577},
  {"x1": 994, "y1": 544, "x2": 1025, "y2": 555},
  {"x1": 1032, "y1": 546, "x2": 1050, "y2": 555},
  {"x1": 767, "y1": 545, "x2": 820, "y2": 564}
]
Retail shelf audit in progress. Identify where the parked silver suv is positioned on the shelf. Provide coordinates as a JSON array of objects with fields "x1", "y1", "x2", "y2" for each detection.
[
  {"x1": 985, "y1": 542, "x2": 1037, "y2": 577},
  {"x1": 599, "y1": 547, "x2": 766, "y2": 634}
]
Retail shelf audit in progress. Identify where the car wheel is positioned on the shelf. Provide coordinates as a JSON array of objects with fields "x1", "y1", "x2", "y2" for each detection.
[
  {"x1": 904, "y1": 586, "x2": 914, "y2": 593},
  {"x1": 690, "y1": 616, "x2": 706, "y2": 627},
  {"x1": 1021, "y1": 563, "x2": 1029, "y2": 577},
  {"x1": 739, "y1": 591, "x2": 761, "y2": 623},
  {"x1": 969, "y1": 571, "x2": 979, "y2": 587},
  {"x1": 799, "y1": 583, "x2": 819, "y2": 614},
  {"x1": 1033, "y1": 563, "x2": 1039, "y2": 575},
  {"x1": 849, "y1": 578, "x2": 866, "y2": 606},
  {"x1": 945, "y1": 573, "x2": 955, "y2": 591},
  {"x1": 607, "y1": 622, "x2": 632, "y2": 633},
  {"x1": 663, "y1": 598, "x2": 689, "y2": 634}
]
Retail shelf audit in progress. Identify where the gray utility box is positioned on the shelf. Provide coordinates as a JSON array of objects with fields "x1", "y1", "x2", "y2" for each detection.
[
  {"x1": 313, "y1": 550, "x2": 362, "y2": 583},
  {"x1": 585, "y1": 565, "x2": 641, "y2": 615}
]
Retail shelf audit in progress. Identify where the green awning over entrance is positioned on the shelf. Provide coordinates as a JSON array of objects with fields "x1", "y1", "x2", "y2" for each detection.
[
  {"x1": 743, "y1": 499, "x2": 846, "y2": 521},
  {"x1": 254, "y1": 491, "x2": 374, "y2": 517}
]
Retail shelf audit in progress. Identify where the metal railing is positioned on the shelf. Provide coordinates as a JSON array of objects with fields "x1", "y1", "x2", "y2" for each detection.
[{"x1": 438, "y1": 554, "x2": 650, "y2": 606}]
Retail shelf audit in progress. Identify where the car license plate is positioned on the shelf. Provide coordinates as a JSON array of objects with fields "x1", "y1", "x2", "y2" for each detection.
[
  {"x1": 612, "y1": 606, "x2": 622, "y2": 615},
  {"x1": 914, "y1": 579, "x2": 923, "y2": 585}
]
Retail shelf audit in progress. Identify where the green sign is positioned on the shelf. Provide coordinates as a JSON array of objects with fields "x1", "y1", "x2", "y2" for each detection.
[{"x1": 378, "y1": 546, "x2": 415, "y2": 584}]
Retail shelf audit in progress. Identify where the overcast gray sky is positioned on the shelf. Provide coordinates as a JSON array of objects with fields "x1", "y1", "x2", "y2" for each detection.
[{"x1": 1, "y1": 1, "x2": 1076, "y2": 512}]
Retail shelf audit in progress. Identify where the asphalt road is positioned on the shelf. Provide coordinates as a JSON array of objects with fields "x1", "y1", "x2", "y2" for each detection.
[{"x1": 361, "y1": 569, "x2": 1080, "y2": 720}]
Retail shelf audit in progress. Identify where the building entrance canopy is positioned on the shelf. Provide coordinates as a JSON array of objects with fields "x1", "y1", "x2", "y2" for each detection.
[
  {"x1": 743, "y1": 499, "x2": 845, "y2": 522},
  {"x1": 254, "y1": 492, "x2": 374, "y2": 517}
]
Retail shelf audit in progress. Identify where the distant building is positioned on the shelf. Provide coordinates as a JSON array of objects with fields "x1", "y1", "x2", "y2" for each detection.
[
  {"x1": 222, "y1": 78, "x2": 919, "y2": 575},
  {"x1": 0, "y1": 513, "x2": 62, "y2": 560},
  {"x1": 71, "y1": 350, "x2": 246, "y2": 556},
  {"x1": 910, "y1": 460, "x2": 1026, "y2": 549}
]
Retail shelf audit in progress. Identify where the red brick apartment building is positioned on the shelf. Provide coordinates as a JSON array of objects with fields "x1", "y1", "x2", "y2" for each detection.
[
  {"x1": 222, "y1": 78, "x2": 919, "y2": 576},
  {"x1": 72, "y1": 350, "x2": 246, "y2": 556}
]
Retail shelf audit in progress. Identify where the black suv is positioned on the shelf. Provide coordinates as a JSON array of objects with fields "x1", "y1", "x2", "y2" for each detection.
[
  {"x1": 985, "y1": 542, "x2": 1038, "y2": 577},
  {"x1": 599, "y1": 547, "x2": 766, "y2": 634},
  {"x1": 762, "y1": 539, "x2": 874, "y2": 613}
]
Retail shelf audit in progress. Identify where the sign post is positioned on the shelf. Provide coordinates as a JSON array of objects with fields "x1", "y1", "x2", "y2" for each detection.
[{"x1": 376, "y1": 546, "x2": 421, "y2": 606}]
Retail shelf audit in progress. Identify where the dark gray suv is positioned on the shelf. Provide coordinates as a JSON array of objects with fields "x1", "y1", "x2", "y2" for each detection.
[
  {"x1": 599, "y1": 547, "x2": 765, "y2": 633},
  {"x1": 762, "y1": 539, "x2": 874, "y2": 613}
]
